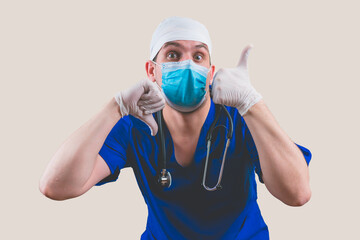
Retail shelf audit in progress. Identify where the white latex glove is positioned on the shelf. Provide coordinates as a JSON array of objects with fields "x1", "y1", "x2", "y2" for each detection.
[
  {"x1": 212, "y1": 45, "x2": 262, "y2": 116},
  {"x1": 115, "y1": 79, "x2": 165, "y2": 136}
]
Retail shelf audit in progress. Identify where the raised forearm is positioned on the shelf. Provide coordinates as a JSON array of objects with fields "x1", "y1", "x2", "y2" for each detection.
[
  {"x1": 39, "y1": 98, "x2": 121, "y2": 199},
  {"x1": 243, "y1": 100, "x2": 311, "y2": 206}
]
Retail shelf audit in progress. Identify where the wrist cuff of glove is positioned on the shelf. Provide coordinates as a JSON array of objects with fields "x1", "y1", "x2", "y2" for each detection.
[
  {"x1": 114, "y1": 92, "x2": 129, "y2": 117},
  {"x1": 237, "y1": 91, "x2": 263, "y2": 116}
]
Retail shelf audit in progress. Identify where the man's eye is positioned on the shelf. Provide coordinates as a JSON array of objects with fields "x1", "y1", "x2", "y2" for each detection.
[
  {"x1": 194, "y1": 54, "x2": 203, "y2": 61},
  {"x1": 167, "y1": 52, "x2": 178, "y2": 59}
]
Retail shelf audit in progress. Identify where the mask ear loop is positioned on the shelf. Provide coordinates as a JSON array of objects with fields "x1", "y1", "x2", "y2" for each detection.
[{"x1": 151, "y1": 60, "x2": 161, "y2": 68}]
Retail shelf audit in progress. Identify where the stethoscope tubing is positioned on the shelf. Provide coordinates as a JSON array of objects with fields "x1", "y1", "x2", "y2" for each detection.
[
  {"x1": 156, "y1": 104, "x2": 234, "y2": 191},
  {"x1": 202, "y1": 104, "x2": 233, "y2": 191}
]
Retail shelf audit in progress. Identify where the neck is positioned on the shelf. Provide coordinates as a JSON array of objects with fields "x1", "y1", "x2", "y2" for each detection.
[{"x1": 163, "y1": 94, "x2": 211, "y2": 137}]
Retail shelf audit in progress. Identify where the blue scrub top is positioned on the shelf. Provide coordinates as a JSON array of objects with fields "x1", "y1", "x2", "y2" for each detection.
[{"x1": 96, "y1": 99, "x2": 312, "y2": 240}]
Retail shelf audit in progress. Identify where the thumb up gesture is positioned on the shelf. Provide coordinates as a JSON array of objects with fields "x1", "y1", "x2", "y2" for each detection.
[{"x1": 212, "y1": 45, "x2": 262, "y2": 116}]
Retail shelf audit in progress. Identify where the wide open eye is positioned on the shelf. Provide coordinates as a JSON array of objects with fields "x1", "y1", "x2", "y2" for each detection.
[
  {"x1": 167, "y1": 51, "x2": 179, "y2": 60},
  {"x1": 194, "y1": 53, "x2": 203, "y2": 62}
]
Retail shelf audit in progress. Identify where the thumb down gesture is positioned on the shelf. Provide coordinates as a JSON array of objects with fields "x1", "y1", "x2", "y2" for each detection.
[
  {"x1": 212, "y1": 45, "x2": 262, "y2": 116},
  {"x1": 115, "y1": 79, "x2": 165, "y2": 136}
]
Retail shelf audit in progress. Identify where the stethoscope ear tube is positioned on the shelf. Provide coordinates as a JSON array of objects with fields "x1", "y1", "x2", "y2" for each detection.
[
  {"x1": 221, "y1": 105, "x2": 233, "y2": 139},
  {"x1": 206, "y1": 104, "x2": 234, "y2": 141},
  {"x1": 156, "y1": 111, "x2": 166, "y2": 170},
  {"x1": 206, "y1": 104, "x2": 222, "y2": 141}
]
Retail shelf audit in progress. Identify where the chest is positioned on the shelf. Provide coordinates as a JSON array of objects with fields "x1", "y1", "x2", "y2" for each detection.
[
  {"x1": 129, "y1": 123, "x2": 256, "y2": 203},
  {"x1": 172, "y1": 133, "x2": 200, "y2": 167}
]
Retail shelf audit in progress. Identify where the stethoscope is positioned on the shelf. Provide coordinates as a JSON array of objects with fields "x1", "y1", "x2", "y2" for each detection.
[{"x1": 156, "y1": 103, "x2": 234, "y2": 191}]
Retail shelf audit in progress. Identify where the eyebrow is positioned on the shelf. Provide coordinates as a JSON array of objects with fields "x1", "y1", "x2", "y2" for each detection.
[
  {"x1": 194, "y1": 43, "x2": 209, "y2": 52},
  {"x1": 162, "y1": 41, "x2": 209, "y2": 53},
  {"x1": 163, "y1": 42, "x2": 182, "y2": 49}
]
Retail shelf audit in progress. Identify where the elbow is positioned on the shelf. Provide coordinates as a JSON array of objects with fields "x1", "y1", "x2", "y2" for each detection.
[
  {"x1": 286, "y1": 187, "x2": 312, "y2": 207},
  {"x1": 39, "y1": 180, "x2": 60, "y2": 200},
  {"x1": 39, "y1": 179, "x2": 72, "y2": 201}
]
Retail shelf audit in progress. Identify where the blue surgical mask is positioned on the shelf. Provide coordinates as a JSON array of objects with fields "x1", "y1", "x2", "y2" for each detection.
[{"x1": 153, "y1": 59, "x2": 210, "y2": 112}]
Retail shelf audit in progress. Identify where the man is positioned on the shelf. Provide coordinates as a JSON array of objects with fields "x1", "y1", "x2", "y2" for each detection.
[{"x1": 40, "y1": 17, "x2": 312, "y2": 239}]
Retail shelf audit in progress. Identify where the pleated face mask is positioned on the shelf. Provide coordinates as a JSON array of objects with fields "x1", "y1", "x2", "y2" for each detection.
[{"x1": 153, "y1": 59, "x2": 210, "y2": 112}]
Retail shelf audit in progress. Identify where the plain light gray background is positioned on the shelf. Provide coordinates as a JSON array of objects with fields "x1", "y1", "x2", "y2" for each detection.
[{"x1": 1, "y1": 0, "x2": 359, "y2": 239}]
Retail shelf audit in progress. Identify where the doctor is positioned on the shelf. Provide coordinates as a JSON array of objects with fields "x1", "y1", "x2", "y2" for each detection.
[{"x1": 40, "y1": 17, "x2": 312, "y2": 240}]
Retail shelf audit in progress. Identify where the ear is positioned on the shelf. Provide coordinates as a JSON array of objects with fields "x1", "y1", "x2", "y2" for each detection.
[
  {"x1": 145, "y1": 60, "x2": 156, "y2": 82},
  {"x1": 209, "y1": 65, "x2": 215, "y2": 85}
]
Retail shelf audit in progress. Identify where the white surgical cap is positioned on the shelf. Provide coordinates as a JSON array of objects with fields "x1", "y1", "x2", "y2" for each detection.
[{"x1": 150, "y1": 16, "x2": 212, "y2": 60}]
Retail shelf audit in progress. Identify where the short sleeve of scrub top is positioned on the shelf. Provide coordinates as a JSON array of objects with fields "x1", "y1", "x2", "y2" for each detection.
[
  {"x1": 243, "y1": 120, "x2": 312, "y2": 183},
  {"x1": 95, "y1": 116, "x2": 133, "y2": 186}
]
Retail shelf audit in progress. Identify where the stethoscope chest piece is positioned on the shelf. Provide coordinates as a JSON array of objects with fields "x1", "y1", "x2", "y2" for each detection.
[{"x1": 158, "y1": 169, "x2": 172, "y2": 188}]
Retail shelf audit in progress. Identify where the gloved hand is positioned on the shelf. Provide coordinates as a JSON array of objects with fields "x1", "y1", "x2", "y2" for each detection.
[
  {"x1": 211, "y1": 45, "x2": 262, "y2": 116},
  {"x1": 115, "y1": 79, "x2": 165, "y2": 136}
]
